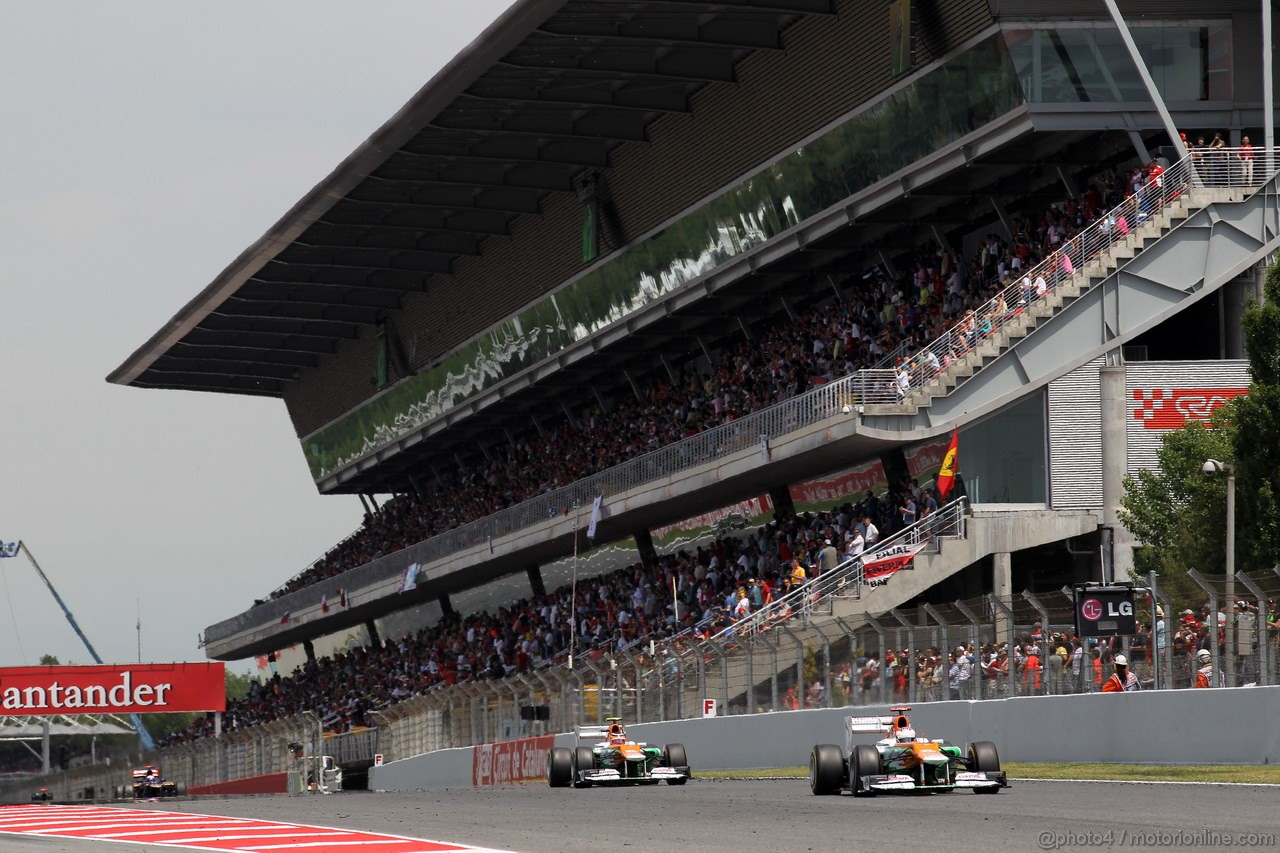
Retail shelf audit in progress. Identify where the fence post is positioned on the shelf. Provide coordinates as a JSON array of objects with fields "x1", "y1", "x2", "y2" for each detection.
[
  {"x1": 987, "y1": 594, "x2": 1017, "y2": 697},
  {"x1": 779, "y1": 626, "x2": 806, "y2": 711},
  {"x1": 1022, "y1": 591, "x2": 1052, "y2": 696},
  {"x1": 863, "y1": 612, "x2": 888, "y2": 707},
  {"x1": 953, "y1": 599, "x2": 985, "y2": 701},
  {"x1": 889, "y1": 608, "x2": 916, "y2": 704},
  {"x1": 1236, "y1": 571, "x2": 1268, "y2": 686},
  {"x1": 1187, "y1": 568, "x2": 1221, "y2": 690}
]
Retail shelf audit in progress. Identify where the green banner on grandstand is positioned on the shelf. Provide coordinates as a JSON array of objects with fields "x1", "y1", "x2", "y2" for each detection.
[{"x1": 302, "y1": 34, "x2": 1023, "y2": 482}]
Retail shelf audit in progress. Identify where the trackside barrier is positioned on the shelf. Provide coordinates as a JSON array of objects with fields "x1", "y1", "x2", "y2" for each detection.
[{"x1": 366, "y1": 685, "x2": 1280, "y2": 791}]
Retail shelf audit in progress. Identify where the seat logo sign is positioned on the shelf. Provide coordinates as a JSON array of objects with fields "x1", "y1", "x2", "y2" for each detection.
[{"x1": 1132, "y1": 388, "x2": 1247, "y2": 430}]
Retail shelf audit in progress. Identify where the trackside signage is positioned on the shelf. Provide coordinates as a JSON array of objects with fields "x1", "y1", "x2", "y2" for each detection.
[
  {"x1": 472, "y1": 735, "x2": 554, "y2": 786},
  {"x1": 0, "y1": 663, "x2": 226, "y2": 716}
]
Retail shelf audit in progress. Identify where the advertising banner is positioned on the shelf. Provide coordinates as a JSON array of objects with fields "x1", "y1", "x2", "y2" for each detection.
[
  {"x1": 1073, "y1": 585, "x2": 1137, "y2": 638},
  {"x1": 861, "y1": 543, "x2": 926, "y2": 582},
  {"x1": 0, "y1": 663, "x2": 226, "y2": 716},
  {"x1": 472, "y1": 735, "x2": 555, "y2": 786}
]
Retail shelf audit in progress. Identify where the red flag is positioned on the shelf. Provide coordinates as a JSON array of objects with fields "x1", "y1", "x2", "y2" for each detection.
[
  {"x1": 321, "y1": 594, "x2": 329, "y2": 614},
  {"x1": 936, "y1": 427, "x2": 959, "y2": 501},
  {"x1": 339, "y1": 588, "x2": 348, "y2": 608},
  {"x1": 279, "y1": 611, "x2": 291, "y2": 624}
]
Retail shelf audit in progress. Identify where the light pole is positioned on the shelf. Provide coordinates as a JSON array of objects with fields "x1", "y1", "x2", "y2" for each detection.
[{"x1": 1203, "y1": 459, "x2": 1236, "y2": 686}]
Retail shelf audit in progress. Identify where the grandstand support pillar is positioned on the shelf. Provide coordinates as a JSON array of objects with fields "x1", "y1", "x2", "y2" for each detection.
[
  {"x1": 992, "y1": 553, "x2": 1013, "y2": 644},
  {"x1": 768, "y1": 486, "x2": 795, "y2": 519},
  {"x1": 879, "y1": 448, "x2": 910, "y2": 493},
  {"x1": 1127, "y1": 131, "x2": 1152, "y2": 166},
  {"x1": 439, "y1": 595, "x2": 454, "y2": 618},
  {"x1": 406, "y1": 474, "x2": 426, "y2": 501},
  {"x1": 1100, "y1": 362, "x2": 1134, "y2": 580},
  {"x1": 365, "y1": 619, "x2": 382, "y2": 649},
  {"x1": 1103, "y1": 0, "x2": 1189, "y2": 161},
  {"x1": 302, "y1": 639, "x2": 316, "y2": 666},
  {"x1": 1222, "y1": 277, "x2": 1248, "y2": 359},
  {"x1": 989, "y1": 196, "x2": 1014, "y2": 241},
  {"x1": 634, "y1": 529, "x2": 658, "y2": 569},
  {"x1": 41, "y1": 719, "x2": 50, "y2": 775},
  {"x1": 527, "y1": 565, "x2": 547, "y2": 598}
]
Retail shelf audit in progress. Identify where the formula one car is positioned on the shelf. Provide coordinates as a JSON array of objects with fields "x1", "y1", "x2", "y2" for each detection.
[
  {"x1": 31, "y1": 787, "x2": 52, "y2": 802},
  {"x1": 809, "y1": 706, "x2": 1007, "y2": 796},
  {"x1": 547, "y1": 717, "x2": 690, "y2": 787},
  {"x1": 132, "y1": 765, "x2": 179, "y2": 798}
]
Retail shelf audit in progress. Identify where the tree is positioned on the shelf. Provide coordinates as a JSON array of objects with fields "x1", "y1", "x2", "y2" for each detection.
[
  {"x1": 1120, "y1": 258, "x2": 1280, "y2": 594},
  {"x1": 39, "y1": 654, "x2": 60, "y2": 666},
  {"x1": 1119, "y1": 417, "x2": 1234, "y2": 601}
]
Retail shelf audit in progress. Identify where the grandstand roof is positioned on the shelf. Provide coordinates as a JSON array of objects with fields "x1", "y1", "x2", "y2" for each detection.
[{"x1": 107, "y1": 0, "x2": 832, "y2": 397}]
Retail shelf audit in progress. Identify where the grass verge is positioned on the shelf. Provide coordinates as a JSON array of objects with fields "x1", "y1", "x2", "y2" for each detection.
[{"x1": 696, "y1": 763, "x2": 1280, "y2": 784}]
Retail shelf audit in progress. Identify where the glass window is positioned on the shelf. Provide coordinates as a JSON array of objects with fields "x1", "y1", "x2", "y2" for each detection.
[{"x1": 1004, "y1": 23, "x2": 1232, "y2": 104}]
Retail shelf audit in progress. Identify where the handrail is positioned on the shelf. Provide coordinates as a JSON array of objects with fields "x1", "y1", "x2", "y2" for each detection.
[
  {"x1": 875, "y1": 147, "x2": 1275, "y2": 400},
  {"x1": 702, "y1": 497, "x2": 968, "y2": 647},
  {"x1": 224, "y1": 147, "x2": 1276, "y2": 638}
]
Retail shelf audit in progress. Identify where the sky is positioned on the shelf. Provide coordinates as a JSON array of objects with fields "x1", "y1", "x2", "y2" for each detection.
[{"x1": 0, "y1": 1, "x2": 517, "y2": 673}]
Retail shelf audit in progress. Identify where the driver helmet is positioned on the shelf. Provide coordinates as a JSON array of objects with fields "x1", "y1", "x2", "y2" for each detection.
[
  {"x1": 1196, "y1": 648, "x2": 1212, "y2": 664},
  {"x1": 896, "y1": 726, "x2": 916, "y2": 742}
]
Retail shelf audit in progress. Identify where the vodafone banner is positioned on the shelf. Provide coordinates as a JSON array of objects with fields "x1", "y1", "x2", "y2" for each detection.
[
  {"x1": 0, "y1": 663, "x2": 226, "y2": 716},
  {"x1": 472, "y1": 735, "x2": 554, "y2": 786}
]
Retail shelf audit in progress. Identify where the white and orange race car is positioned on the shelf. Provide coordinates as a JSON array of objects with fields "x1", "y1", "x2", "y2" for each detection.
[
  {"x1": 809, "y1": 706, "x2": 1007, "y2": 796},
  {"x1": 548, "y1": 717, "x2": 690, "y2": 788}
]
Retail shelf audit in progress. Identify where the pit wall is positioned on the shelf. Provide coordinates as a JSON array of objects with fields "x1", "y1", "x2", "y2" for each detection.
[{"x1": 369, "y1": 686, "x2": 1280, "y2": 791}]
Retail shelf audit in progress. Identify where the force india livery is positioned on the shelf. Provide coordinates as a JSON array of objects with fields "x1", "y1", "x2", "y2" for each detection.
[
  {"x1": 810, "y1": 707, "x2": 1007, "y2": 796},
  {"x1": 548, "y1": 718, "x2": 691, "y2": 787}
]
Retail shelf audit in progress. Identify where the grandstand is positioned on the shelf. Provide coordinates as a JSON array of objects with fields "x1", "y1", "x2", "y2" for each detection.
[{"x1": 111, "y1": 0, "x2": 1275, "y2": 710}]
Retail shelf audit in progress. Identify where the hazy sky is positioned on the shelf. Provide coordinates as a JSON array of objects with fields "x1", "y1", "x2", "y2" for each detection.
[{"x1": 1, "y1": 1, "x2": 516, "y2": 672}]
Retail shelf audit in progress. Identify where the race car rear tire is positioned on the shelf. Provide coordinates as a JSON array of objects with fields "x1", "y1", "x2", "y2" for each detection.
[
  {"x1": 809, "y1": 744, "x2": 844, "y2": 795},
  {"x1": 968, "y1": 741, "x2": 1001, "y2": 794},
  {"x1": 850, "y1": 743, "x2": 881, "y2": 797},
  {"x1": 547, "y1": 747, "x2": 573, "y2": 788},
  {"x1": 572, "y1": 746, "x2": 595, "y2": 788},
  {"x1": 662, "y1": 744, "x2": 688, "y2": 784}
]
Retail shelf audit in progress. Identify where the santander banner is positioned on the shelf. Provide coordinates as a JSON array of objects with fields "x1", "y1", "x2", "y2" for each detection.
[
  {"x1": 472, "y1": 735, "x2": 554, "y2": 786},
  {"x1": 0, "y1": 663, "x2": 226, "y2": 716}
]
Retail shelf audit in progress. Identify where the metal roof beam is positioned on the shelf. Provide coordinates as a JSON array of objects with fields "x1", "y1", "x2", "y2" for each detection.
[
  {"x1": 463, "y1": 84, "x2": 690, "y2": 115},
  {"x1": 219, "y1": 298, "x2": 383, "y2": 326},
  {"x1": 321, "y1": 205, "x2": 514, "y2": 236},
  {"x1": 585, "y1": 0, "x2": 832, "y2": 14},
  {"x1": 166, "y1": 343, "x2": 322, "y2": 366},
  {"x1": 425, "y1": 119, "x2": 649, "y2": 146},
  {"x1": 298, "y1": 227, "x2": 485, "y2": 256},
  {"x1": 269, "y1": 254, "x2": 451, "y2": 277},
  {"x1": 392, "y1": 143, "x2": 610, "y2": 169},
  {"x1": 180, "y1": 329, "x2": 340, "y2": 355},
  {"x1": 534, "y1": 22, "x2": 782, "y2": 52},
  {"x1": 201, "y1": 313, "x2": 362, "y2": 341},
  {"x1": 496, "y1": 56, "x2": 735, "y2": 85},
  {"x1": 432, "y1": 110, "x2": 650, "y2": 143},
  {"x1": 346, "y1": 182, "x2": 544, "y2": 216},
  {"x1": 233, "y1": 286, "x2": 404, "y2": 311},
  {"x1": 132, "y1": 375, "x2": 282, "y2": 396},
  {"x1": 150, "y1": 358, "x2": 303, "y2": 380}
]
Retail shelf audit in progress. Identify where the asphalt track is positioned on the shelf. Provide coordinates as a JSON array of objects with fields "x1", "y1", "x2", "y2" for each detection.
[{"x1": 3, "y1": 780, "x2": 1278, "y2": 852}]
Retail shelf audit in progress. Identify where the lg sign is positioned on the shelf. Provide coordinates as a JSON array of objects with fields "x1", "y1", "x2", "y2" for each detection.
[{"x1": 1074, "y1": 586, "x2": 1138, "y2": 638}]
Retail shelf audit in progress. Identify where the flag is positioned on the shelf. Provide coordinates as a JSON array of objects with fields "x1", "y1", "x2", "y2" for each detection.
[
  {"x1": 279, "y1": 611, "x2": 291, "y2": 624},
  {"x1": 398, "y1": 563, "x2": 419, "y2": 593},
  {"x1": 936, "y1": 427, "x2": 959, "y2": 501},
  {"x1": 339, "y1": 588, "x2": 348, "y2": 608},
  {"x1": 861, "y1": 542, "x2": 927, "y2": 581},
  {"x1": 321, "y1": 594, "x2": 329, "y2": 614},
  {"x1": 587, "y1": 494, "x2": 604, "y2": 540},
  {"x1": 0, "y1": 541, "x2": 19, "y2": 558}
]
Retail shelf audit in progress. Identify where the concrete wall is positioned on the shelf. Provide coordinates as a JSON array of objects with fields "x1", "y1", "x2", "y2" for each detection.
[{"x1": 370, "y1": 686, "x2": 1280, "y2": 791}]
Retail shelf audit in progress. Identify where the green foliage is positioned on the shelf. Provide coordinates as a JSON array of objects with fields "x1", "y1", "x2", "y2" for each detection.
[
  {"x1": 225, "y1": 669, "x2": 254, "y2": 702},
  {"x1": 38, "y1": 654, "x2": 60, "y2": 666},
  {"x1": 1121, "y1": 257, "x2": 1280, "y2": 592}
]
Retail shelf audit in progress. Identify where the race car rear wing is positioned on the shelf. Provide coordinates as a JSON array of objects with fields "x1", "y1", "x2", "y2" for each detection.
[
  {"x1": 576, "y1": 725, "x2": 612, "y2": 742},
  {"x1": 845, "y1": 715, "x2": 894, "y2": 734}
]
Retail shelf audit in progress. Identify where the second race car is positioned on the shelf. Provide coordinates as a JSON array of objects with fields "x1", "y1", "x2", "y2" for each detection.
[
  {"x1": 548, "y1": 717, "x2": 690, "y2": 787},
  {"x1": 809, "y1": 706, "x2": 1007, "y2": 796}
]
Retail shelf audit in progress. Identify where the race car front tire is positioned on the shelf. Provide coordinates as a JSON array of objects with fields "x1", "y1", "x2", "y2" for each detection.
[
  {"x1": 968, "y1": 741, "x2": 1001, "y2": 794},
  {"x1": 547, "y1": 747, "x2": 573, "y2": 787},
  {"x1": 572, "y1": 746, "x2": 595, "y2": 788},
  {"x1": 662, "y1": 744, "x2": 689, "y2": 784},
  {"x1": 850, "y1": 744, "x2": 881, "y2": 797},
  {"x1": 809, "y1": 744, "x2": 844, "y2": 795}
]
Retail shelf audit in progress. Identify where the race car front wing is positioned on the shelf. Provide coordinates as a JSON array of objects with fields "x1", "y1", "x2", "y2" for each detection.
[
  {"x1": 578, "y1": 765, "x2": 691, "y2": 784},
  {"x1": 856, "y1": 770, "x2": 1007, "y2": 792}
]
